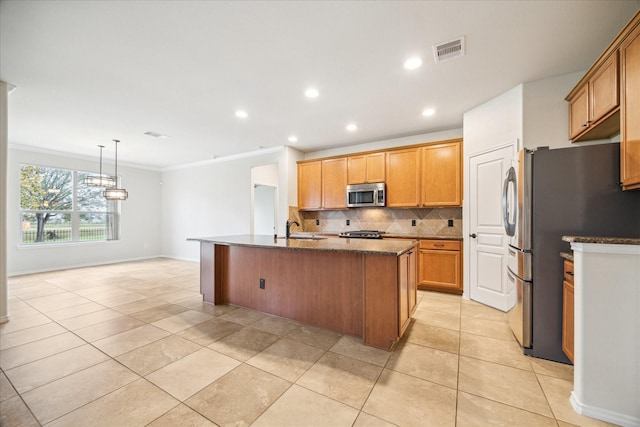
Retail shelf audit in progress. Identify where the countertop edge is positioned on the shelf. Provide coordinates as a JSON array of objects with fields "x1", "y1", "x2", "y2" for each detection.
[
  {"x1": 188, "y1": 235, "x2": 418, "y2": 256},
  {"x1": 562, "y1": 236, "x2": 640, "y2": 246}
]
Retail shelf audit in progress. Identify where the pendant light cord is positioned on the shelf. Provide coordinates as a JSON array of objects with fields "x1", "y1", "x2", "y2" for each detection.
[
  {"x1": 113, "y1": 139, "x2": 119, "y2": 183},
  {"x1": 98, "y1": 145, "x2": 104, "y2": 177}
]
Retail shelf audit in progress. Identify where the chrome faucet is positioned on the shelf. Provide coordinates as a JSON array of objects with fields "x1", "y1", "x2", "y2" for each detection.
[{"x1": 285, "y1": 220, "x2": 300, "y2": 239}]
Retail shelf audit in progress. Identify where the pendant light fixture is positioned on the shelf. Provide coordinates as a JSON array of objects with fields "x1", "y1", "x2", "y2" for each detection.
[
  {"x1": 104, "y1": 139, "x2": 128, "y2": 200},
  {"x1": 84, "y1": 145, "x2": 116, "y2": 187}
]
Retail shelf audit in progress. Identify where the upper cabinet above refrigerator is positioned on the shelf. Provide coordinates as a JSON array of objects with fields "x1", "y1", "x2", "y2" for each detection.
[{"x1": 565, "y1": 10, "x2": 640, "y2": 191}]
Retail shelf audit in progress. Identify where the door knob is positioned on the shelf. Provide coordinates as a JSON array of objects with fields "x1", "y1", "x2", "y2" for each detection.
[{"x1": 469, "y1": 233, "x2": 477, "y2": 239}]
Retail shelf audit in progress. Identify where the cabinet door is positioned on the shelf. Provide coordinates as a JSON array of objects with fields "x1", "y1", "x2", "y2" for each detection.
[
  {"x1": 569, "y1": 85, "x2": 590, "y2": 140},
  {"x1": 386, "y1": 148, "x2": 420, "y2": 207},
  {"x1": 621, "y1": 24, "x2": 640, "y2": 190},
  {"x1": 398, "y1": 252, "x2": 410, "y2": 336},
  {"x1": 590, "y1": 52, "x2": 619, "y2": 123},
  {"x1": 419, "y1": 239, "x2": 462, "y2": 294},
  {"x1": 408, "y1": 249, "x2": 417, "y2": 315},
  {"x1": 347, "y1": 155, "x2": 366, "y2": 184},
  {"x1": 562, "y1": 280, "x2": 575, "y2": 363},
  {"x1": 421, "y1": 141, "x2": 462, "y2": 207},
  {"x1": 366, "y1": 152, "x2": 386, "y2": 183},
  {"x1": 322, "y1": 158, "x2": 348, "y2": 209},
  {"x1": 298, "y1": 161, "x2": 322, "y2": 210}
]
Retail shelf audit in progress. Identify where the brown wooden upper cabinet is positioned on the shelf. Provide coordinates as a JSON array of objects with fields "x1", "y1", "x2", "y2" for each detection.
[
  {"x1": 567, "y1": 52, "x2": 619, "y2": 141},
  {"x1": 298, "y1": 138, "x2": 464, "y2": 210},
  {"x1": 347, "y1": 152, "x2": 386, "y2": 184},
  {"x1": 566, "y1": 10, "x2": 640, "y2": 190},
  {"x1": 322, "y1": 157, "x2": 348, "y2": 209},
  {"x1": 298, "y1": 161, "x2": 322, "y2": 210},
  {"x1": 421, "y1": 140, "x2": 462, "y2": 207},
  {"x1": 298, "y1": 158, "x2": 348, "y2": 210},
  {"x1": 621, "y1": 21, "x2": 640, "y2": 190},
  {"x1": 386, "y1": 148, "x2": 421, "y2": 207}
]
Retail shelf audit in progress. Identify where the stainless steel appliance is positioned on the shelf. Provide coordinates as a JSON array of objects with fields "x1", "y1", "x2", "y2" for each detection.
[
  {"x1": 338, "y1": 230, "x2": 384, "y2": 239},
  {"x1": 503, "y1": 144, "x2": 640, "y2": 363},
  {"x1": 346, "y1": 183, "x2": 385, "y2": 207}
]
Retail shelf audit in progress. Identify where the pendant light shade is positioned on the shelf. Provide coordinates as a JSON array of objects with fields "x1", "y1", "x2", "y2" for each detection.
[
  {"x1": 84, "y1": 145, "x2": 116, "y2": 187},
  {"x1": 103, "y1": 188, "x2": 129, "y2": 200},
  {"x1": 104, "y1": 139, "x2": 128, "y2": 201}
]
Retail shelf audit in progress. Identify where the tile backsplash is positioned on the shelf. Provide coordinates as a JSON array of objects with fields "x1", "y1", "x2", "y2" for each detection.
[{"x1": 288, "y1": 206, "x2": 462, "y2": 237}]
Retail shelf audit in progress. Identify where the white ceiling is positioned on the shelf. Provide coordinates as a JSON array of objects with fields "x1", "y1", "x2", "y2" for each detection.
[{"x1": 2, "y1": 1, "x2": 639, "y2": 169}]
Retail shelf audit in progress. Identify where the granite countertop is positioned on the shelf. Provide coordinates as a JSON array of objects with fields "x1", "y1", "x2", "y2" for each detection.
[
  {"x1": 562, "y1": 236, "x2": 640, "y2": 246},
  {"x1": 302, "y1": 231, "x2": 463, "y2": 240},
  {"x1": 188, "y1": 234, "x2": 417, "y2": 256},
  {"x1": 560, "y1": 251, "x2": 574, "y2": 262}
]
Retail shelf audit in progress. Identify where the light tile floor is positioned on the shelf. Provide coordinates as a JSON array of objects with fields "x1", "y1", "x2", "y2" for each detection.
[{"x1": 0, "y1": 258, "x2": 618, "y2": 427}]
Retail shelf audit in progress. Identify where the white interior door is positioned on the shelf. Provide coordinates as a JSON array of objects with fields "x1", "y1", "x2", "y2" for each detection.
[{"x1": 468, "y1": 143, "x2": 516, "y2": 311}]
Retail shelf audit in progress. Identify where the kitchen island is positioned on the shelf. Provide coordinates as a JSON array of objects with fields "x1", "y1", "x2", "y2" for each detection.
[{"x1": 188, "y1": 235, "x2": 418, "y2": 350}]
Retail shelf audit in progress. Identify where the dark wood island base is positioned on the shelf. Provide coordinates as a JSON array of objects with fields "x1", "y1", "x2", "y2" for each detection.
[{"x1": 190, "y1": 235, "x2": 417, "y2": 350}]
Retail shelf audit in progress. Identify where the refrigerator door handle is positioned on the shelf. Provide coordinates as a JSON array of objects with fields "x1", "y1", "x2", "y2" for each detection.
[{"x1": 502, "y1": 166, "x2": 517, "y2": 237}]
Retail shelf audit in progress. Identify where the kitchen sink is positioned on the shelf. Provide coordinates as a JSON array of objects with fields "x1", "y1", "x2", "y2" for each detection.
[
  {"x1": 290, "y1": 237, "x2": 327, "y2": 240},
  {"x1": 277, "y1": 236, "x2": 327, "y2": 241}
]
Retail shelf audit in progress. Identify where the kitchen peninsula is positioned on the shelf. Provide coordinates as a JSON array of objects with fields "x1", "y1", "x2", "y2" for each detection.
[{"x1": 188, "y1": 235, "x2": 418, "y2": 350}]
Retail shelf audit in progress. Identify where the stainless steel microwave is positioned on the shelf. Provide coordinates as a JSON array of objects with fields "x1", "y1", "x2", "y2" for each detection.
[{"x1": 346, "y1": 183, "x2": 385, "y2": 207}]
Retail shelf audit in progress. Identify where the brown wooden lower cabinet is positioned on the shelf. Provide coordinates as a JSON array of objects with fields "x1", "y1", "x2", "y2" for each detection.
[
  {"x1": 562, "y1": 259, "x2": 575, "y2": 363},
  {"x1": 418, "y1": 239, "x2": 463, "y2": 294},
  {"x1": 398, "y1": 249, "x2": 417, "y2": 336}
]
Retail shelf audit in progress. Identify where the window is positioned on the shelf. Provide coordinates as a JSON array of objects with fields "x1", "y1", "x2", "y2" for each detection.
[{"x1": 20, "y1": 164, "x2": 120, "y2": 244}]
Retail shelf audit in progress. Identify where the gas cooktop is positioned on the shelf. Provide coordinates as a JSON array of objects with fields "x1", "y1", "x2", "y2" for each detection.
[{"x1": 338, "y1": 230, "x2": 384, "y2": 239}]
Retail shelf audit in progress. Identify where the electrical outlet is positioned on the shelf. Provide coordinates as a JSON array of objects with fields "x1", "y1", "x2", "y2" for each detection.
[
  {"x1": 411, "y1": 219, "x2": 416, "y2": 227},
  {"x1": 346, "y1": 219, "x2": 350, "y2": 226},
  {"x1": 448, "y1": 219, "x2": 454, "y2": 227},
  {"x1": 316, "y1": 219, "x2": 320, "y2": 226},
  {"x1": 259, "y1": 278, "x2": 265, "y2": 289}
]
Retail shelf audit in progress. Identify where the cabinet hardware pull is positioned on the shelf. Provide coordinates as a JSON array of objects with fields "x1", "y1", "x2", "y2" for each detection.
[
  {"x1": 566, "y1": 271, "x2": 574, "y2": 276},
  {"x1": 434, "y1": 243, "x2": 444, "y2": 247}
]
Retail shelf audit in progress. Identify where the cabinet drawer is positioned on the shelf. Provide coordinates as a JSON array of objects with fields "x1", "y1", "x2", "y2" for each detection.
[
  {"x1": 420, "y1": 239, "x2": 461, "y2": 251},
  {"x1": 563, "y1": 260, "x2": 574, "y2": 284}
]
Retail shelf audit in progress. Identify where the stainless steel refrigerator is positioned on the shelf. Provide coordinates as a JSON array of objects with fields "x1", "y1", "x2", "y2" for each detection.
[{"x1": 503, "y1": 143, "x2": 640, "y2": 364}]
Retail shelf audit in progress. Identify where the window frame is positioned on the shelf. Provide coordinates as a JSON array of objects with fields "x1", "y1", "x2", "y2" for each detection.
[{"x1": 19, "y1": 163, "x2": 121, "y2": 246}]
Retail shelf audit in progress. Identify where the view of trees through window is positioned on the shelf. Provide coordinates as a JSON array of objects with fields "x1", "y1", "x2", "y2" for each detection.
[{"x1": 20, "y1": 165, "x2": 119, "y2": 244}]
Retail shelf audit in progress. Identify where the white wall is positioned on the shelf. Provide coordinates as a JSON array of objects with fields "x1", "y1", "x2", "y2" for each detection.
[
  {"x1": 463, "y1": 85, "x2": 524, "y2": 155},
  {"x1": 7, "y1": 148, "x2": 163, "y2": 275},
  {"x1": 303, "y1": 128, "x2": 463, "y2": 159},
  {"x1": 160, "y1": 146, "x2": 302, "y2": 262},
  {"x1": 1, "y1": 82, "x2": 9, "y2": 322},
  {"x1": 523, "y1": 71, "x2": 583, "y2": 150}
]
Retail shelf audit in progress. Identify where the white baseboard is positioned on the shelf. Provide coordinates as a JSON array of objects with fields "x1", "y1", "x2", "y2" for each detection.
[
  {"x1": 8, "y1": 255, "x2": 165, "y2": 277},
  {"x1": 571, "y1": 391, "x2": 640, "y2": 427},
  {"x1": 159, "y1": 254, "x2": 199, "y2": 263}
]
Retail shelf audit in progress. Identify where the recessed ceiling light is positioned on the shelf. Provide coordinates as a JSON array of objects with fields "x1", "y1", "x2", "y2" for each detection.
[
  {"x1": 404, "y1": 57, "x2": 422, "y2": 70},
  {"x1": 288, "y1": 135, "x2": 298, "y2": 143},
  {"x1": 422, "y1": 108, "x2": 436, "y2": 117},
  {"x1": 346, "y1": 123, "x2": 358, "y2": 132},
  {"x1": 235, "y1": 110, "x2": 248, "y2": 118},
  {"x1": 305, "y1": 88, "x2": 319, "y2": 98}
]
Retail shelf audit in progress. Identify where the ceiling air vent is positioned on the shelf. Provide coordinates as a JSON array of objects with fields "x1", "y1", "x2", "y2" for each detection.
[
  {"x1": 143, "y1": 130, "x2": 169, "y2": 138},
  {"x1": 433, "y1": 36, "x2": 465, "y2": 64}
]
